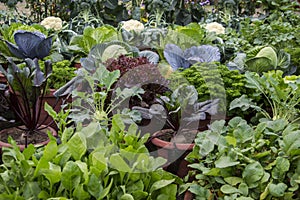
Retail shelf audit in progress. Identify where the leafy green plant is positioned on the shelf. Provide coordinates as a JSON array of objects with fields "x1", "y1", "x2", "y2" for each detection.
[
  {"x1": 239, "y1": 13, "x2": 300, "y2": 50},
  {"x1": 0, "y1": 113, "x2": 181, "y2": 199},
  {"x1": 67, "y1": 25, "x2": 118, "y2": 62},
  {"x1": 133, "y1": 84, "x2": 219, "y2": 138},
  {"x1": 227, "y1": 46, "x2": 291, "y2": 74},
  {"x1": 184, "y1": 117, "x2": 300, "y2": 199},
  {"x1": 54, "y1": 48, "x2": 144, "y2": 126},
  {"x1": 168, "y1": 62, "x2": 255, "y2": 117},
  {"x1": 230, "y1": 70, "x2": 300, "y2": 123},
  {"x1": 41, "y1": 59, "x2": 76, "y2": 90}
]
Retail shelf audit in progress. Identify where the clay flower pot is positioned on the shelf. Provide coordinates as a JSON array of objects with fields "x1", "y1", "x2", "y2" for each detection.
[
  {"x1": 0, "y1": 125, "x2": 58, "y2": 151},
  {"x1": 150, "y1": 129, "x2": 197, "y2": 178}
]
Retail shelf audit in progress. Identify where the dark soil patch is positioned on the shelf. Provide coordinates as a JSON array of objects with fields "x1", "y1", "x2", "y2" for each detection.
[{"x1": 0, "y1": 126, "x2": 50, "y2": 145}]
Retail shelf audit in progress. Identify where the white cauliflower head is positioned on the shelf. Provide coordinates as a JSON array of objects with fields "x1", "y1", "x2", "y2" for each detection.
[
  {"x1": 41, "y1": 16, "x2": 63, "y2": 31},
  {"x1": 121, "y1": 19, "x2": 144, "y2": 32},
  {"x1": 205, "y1": 22, "x2": 225, "y2": 35}
]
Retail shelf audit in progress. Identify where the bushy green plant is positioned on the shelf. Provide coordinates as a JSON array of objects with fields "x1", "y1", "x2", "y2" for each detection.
[
  {"x1": 168, "y1": 62, "x2": 256, "y2": 117},
  {"x1": 0, "y1": 113, "x2": 181, "y2": 199},
  {"x1": 230, "y1": 70, "x2": 300, "y2": 123},
  {"x1": 40, "y1": 59, "x2": 76, "y2": 90},
  {"x1": 184, "y1": 117, "x2": 300, "y2": 199},
  {"x1": 239, "y1": 15, "x2": 300, "y2": 50}
]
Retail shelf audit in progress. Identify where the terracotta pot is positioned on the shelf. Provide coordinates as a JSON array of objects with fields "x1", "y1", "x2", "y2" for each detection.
[
  {"x1": 73, "y1": 62, "x2": 82, "y2": 69},
  {"x1": 39, "y1": 89, "x2": 71, "y2": 130},
  {"x1": 151, "y1": 129, "x2": 196, "y2": 178},
  {"x1": 0, "y1": 72, "x2": 7, "y2": 84},
  {"x1": 184, "y1": 190, "x2": 194, "y2": 200},
  {"x1": 0, "y1": 124, "x2": 57, "y2": 151}
]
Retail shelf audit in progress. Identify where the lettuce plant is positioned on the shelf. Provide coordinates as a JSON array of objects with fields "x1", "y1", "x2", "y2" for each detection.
[{"x1": 185, "y1": 117, "x2": 300, "y2": 199}]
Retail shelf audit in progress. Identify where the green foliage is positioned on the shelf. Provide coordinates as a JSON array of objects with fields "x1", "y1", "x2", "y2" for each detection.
[
  {"x1": 0, "y1": 114, "x2": 180, "y2": 199},
  {"x1": 185, "y1": 117, "x2": 300, "y2": 199},
  {"x1": 168, "y1": 62, "x2": 255, "y2": 116},
  {"x1": 67, "y1": 25, "x2": 118, "y2": 62},
  {"x1": 230, "y1": 70, "x2": 300, "y2": 123},
  {"x1": 228, "y1": 46, "x2": 291, "y2": 74},
  {"x1": 239, "y1": 14, "x2": 300, "y2": 50},
  {"x1": 41, "y1": 60, "x2": 76, "y2": 90}
]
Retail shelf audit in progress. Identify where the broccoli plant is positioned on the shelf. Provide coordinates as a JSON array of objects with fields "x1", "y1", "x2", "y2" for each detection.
[{"x1": 145, "y1": 0, "x2": 173, "y2": 27}]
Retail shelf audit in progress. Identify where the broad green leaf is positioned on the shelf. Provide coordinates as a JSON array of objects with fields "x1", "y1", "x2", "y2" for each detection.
[
  {"x1": 220, "y1": 184, "x2": 239, "y2": 194},
  {"x1": 238, "y1": 183, "x2": 248, "y2": 196},
  {"x1": 75, "y1": 161, "x2": 89, "y2": 184},
  {"x1": 42, "y1": 163, "x2": 61, "y2": 187},
  {"x1": 204, "y1": 168, "x2": 220, "y2": 176},
  {"x1": 215, "y1": 156, "x2": 240, "y2": 168},
  {"x1": 109, "y1": 153, "x2": 132, "y2": 172},
  {"x1": 23, "y1": 181, "x2": 41, "y2": 200},
  {"x1": 242, "y1": 162, "x2": 264, "y2": 188},
  {"x1": 188, "y1": 184, "x2": 211, "y2": 199},
  {"x1": 271, "y1": 157, "x2": 290, "y2": 180},
  {"x1": 90, "y1": 152, "x2": 107, "y2": 176},
  {"x1": 282, "y1": 130, "x2": 300, "y2": 156},
  {"x1": 225, "y1": 136, "x2": 236, "y2": 147},
  {"x1": 87, "y1": 174, "x2": 102, "y2": 199},
  {"x1": 73, "y1": 184, "x2": 90, "y2": 200},
  {"x1": 67, "y1": 132, "x2": 87, "y2": 160},
  {"x1": 61, "y1": 161, "x2": 82, "y2": 191},
  {"x1": 224, "y1": 177, "x2": 243, "y2": 186},
  {"x1": 269, "y1": 183, "x2": 287, "y2": 197},
  {"x1": 150, "y1": 179, "x2": 175, "y2": 193},
  {"x1": 120, "y1": 194, "x2": 134, "y2": 200},
  {"x1": 98, "y1": 178, "x2": 114, "y2": 199}
]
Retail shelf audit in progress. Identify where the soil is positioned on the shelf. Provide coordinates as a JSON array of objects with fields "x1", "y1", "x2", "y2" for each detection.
[{"x1": 0, "y1": 125, "x2": 50, "y2": 145}]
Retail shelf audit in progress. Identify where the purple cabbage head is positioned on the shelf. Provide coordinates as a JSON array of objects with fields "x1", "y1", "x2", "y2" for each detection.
[
  {"x1": 5, "y1": 30, "x2": 52, "y2": 59},
  {"x1": 163, "y1": 44, "x2": 221, "y2": 70}
]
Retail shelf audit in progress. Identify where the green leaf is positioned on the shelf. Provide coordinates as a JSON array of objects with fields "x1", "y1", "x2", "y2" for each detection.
[
  {"x1": 269, "y1": 183, "x2": 288, "y2": 197},
  {"x1": 67, "y1": 132, "x2": 87, "y2": 160},
  {"x1": 221, "y1": 184, "x2": 239, "y2": 194},
  {"x1": 42, "y1": 163, "x2": 61, "y2": 187},
  {"x1": 188, "y1": 184, "x2": 211, "y2": 199},
  {"x1": 242, "y1": 162, "x2": 264, "y2": 188},
  {"x1": 120, "y1": 193, "x2": 134, "y2": 200},
  {"x1": 150, "y1": 179, "x2": 175, "y2": 193},
  {"x1": 224, "y1": 177, "x2": 243, "y2": 186},
  {"x1": 109, "y1": 153, "x2": 132, "y2": 172},
  {"x1": 238, "y1": 183, "x2": 249, "y2": 196},
  {"x1": 87, "y1": 174, "x2": 102, "y2": 199},
  {"x1": 23, "y1": 182, "x2": 41, "y2": 199},
  {"x1": 61, "y1": 161, "x2": 82, "y2": 191},
  {"x1": 215, "y1": 156, "x2": 240, "y2": 168},
  {"x1": 73, "y1": 184, "x2": 90, "y2": 200},
  {"x1": 271, "y1": 157, "x2": 290, "y2": 180},
  {"x1": 282, "y1": 130, "x2": 300, "y2": 156}
]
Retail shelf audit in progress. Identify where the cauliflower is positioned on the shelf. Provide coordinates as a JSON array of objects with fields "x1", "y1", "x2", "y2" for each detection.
[
  {"x1": 40, "y1": 16, "x2": 63, "y2": 31},
  {"x1": 205, "y1": 22, "x2": 225, "y2": 35},
  {"x1": 121, "y1": 19, "x2": 144, "y2": 32}
]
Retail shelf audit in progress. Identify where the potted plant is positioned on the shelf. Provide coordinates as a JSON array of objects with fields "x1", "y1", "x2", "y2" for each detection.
[
  {"x1": 0, "y1": 30, "x2": 58, "y2": 149},
  {"x1": 133, "y1": 84, "x2": 219, "y2": 177}
]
